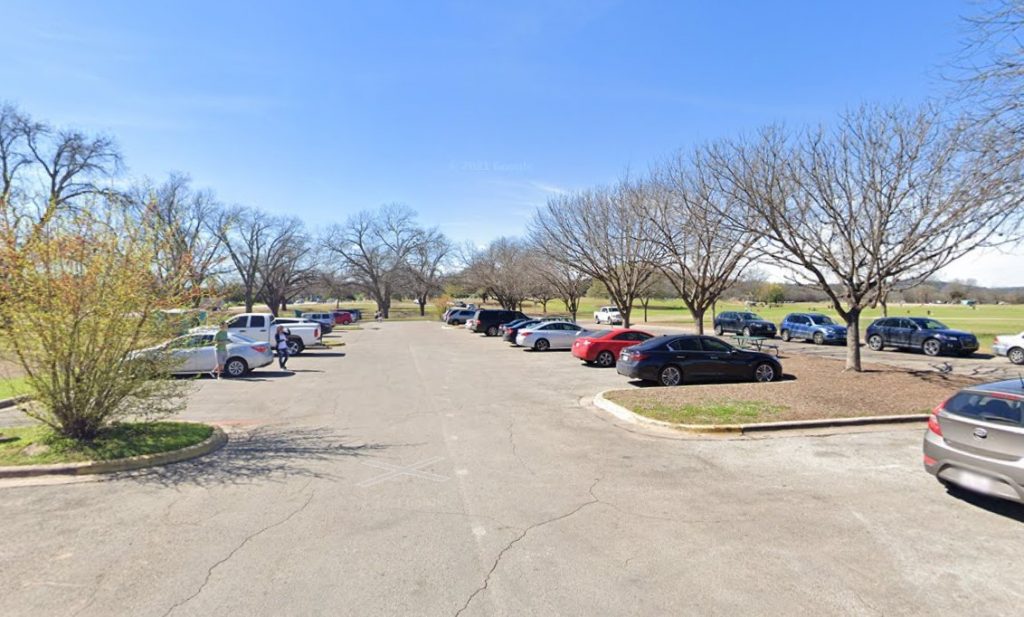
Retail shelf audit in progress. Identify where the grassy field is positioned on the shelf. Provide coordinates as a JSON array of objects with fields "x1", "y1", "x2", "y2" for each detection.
[{"x1": 288, "y1": 297, "x2": 1024, "y2": 352}]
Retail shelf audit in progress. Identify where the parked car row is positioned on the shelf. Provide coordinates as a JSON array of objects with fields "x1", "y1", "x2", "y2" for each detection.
[
  {"x1": 712, "y1": 310, "x2": 1004, "y2": 361},
  {"x1": 450, "y1": 309, "x2": 784, "y2": 388}
]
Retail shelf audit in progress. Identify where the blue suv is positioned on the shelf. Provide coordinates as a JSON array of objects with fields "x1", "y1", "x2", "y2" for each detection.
[
  {"x1": 779, "y1": 313, "x2": 847, "y2": 345},
  {"x1": 865, "y1": 317, "x2": 979, "y2": 357}
]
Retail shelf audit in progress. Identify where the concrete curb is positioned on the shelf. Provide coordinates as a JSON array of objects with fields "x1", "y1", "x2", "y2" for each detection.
[
  {"x1": 0, "y1": 395, "x2": 31, "y2": 410},
  {"x1": 0, "y1": 424, "x2": 227, "y2": 478},
  {"x1": 592, "y1": 390, "x2": 928, "y2": 435}
]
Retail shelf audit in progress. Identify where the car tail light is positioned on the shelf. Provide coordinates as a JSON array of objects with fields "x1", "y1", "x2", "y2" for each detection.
[
  {"x1": 521, "y1": 332, "x2": 531, "y2": 337},
  {"x1": 315, "y1": 328, "x2": 320, "y2": 338},
  {"x1": 252, "y1": 344, "x2": 268, "y2": 353},
  {"x1": 923, "y1": 454, "x2": 936, "y2": 466},
  {"x1": 928, "y1": 401, "x2": 945, "y2": 436},
  {"x1": 626, "y1": 351, "x2": 648, "y2": 361}
]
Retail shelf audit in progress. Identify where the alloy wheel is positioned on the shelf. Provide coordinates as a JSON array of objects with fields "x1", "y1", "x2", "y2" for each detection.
[
  {"x1": 813, "y1": 332, "x2": 824, "y2": 345},
  {"x1": 596, "y1": 351, "x2": 615, "y2": 367},
  {"x1": 225, "y1": 358, "x2": 247, "y2": 377},
  {"x1": 535, "y1": 339, "x2": 550, "y2": 351},
  {"x1": 1009, "y1": 348, "x2": 1024, "y2": 365},
  {"x1": 781, "y1": 330, "x2": 790, "y2": 342},
  {"x1": 754, "y1": 363, "x2": 775, "y2": 382},
  {"x1": 659, "y1": 366, "x2": 682, "y2": 386},
  {"x1": 923, "y1": 339, "x2": 941, "y2": 357},
  {"x1": 868, "y1": 335, "x2": 883, "y2": 351}
]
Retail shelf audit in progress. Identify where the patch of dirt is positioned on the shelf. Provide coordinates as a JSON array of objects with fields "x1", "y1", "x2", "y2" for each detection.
[{"x1": 606, "y1": 354, "x2": 982, "y2": 423}]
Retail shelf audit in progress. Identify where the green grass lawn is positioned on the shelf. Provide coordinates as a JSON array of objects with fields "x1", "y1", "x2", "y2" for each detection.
[
  {"x1": 618, "y1": 400, "x2": 789, "y2": 425},
  {"x1": 0, "y1": 377, "x2": 30, "y2": 400},
  {"x1": 0, "y1": 422, "x2": 213, "y2": 466}
]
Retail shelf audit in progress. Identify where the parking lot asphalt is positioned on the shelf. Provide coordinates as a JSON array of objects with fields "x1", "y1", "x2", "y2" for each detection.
[{"x1": 2, "y1": 321, "x2": 1024, "y2": 616}]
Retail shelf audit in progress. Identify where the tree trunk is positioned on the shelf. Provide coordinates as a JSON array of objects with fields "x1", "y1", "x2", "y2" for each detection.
[
  {"x1": 418, "y1": 294, "x2": 427, "y2": 316},
  {"x1": 692, "y1": 308, "x2": 705, "y2": 335},
  {"x1": 642, "y1": 299, "x2": 649, "y2": 323},
  {"x1": 845, "y1": 308, "x2": 862, "y2": 371},
  {"x1": 881, "y1": 299, "x2": 888, "y2": 317},
  {"x1": 541, "y1": 299, "x2": 548, "y2": 313}
]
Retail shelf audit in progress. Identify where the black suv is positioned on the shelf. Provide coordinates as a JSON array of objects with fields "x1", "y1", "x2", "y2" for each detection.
[{"x1": 472, "y1": 309, "x2": 528, "y2": 336}]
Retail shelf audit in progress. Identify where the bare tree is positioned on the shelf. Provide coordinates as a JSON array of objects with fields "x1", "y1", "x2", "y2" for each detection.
[
  {"x1": 528, "y1": 251, "x2": 590, "y2": 321},
  {"x1": 126, "y1": 174, "x2": 226, "y2": 304},
  {"x1": 0, "y1": 102, "x2": 121, "y2": 242},
  {"x1": 323, "y1": 204, "x2": 425, "y2": 318},
  {"x1": 954, "y1": 0, "x2": 1024, "y2": 160},
  {"x1": 713, "y1": 105, "x2": 1024, "y2": 371},
  {"x1": 529, "y1": 182, "x2": 661, "y2": 328},
  {"x1": 407, "y1": 228, "x2": 452, "y2": 316},
  {"x1": 214, "y1": 206, "x2": 272, "y2": 313},
  {"x1": 645, "y1": 150, "x2": 757, "y2": 334},
  {"x1": 259, "y1": 217, "x2": 318, "y2": 315},
  {"x1": 463, "y1": 237, "x2": 534, "y2": 310}
]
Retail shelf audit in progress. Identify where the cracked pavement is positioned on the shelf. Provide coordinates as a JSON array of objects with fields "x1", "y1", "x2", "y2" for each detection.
[{"x1": 2, "y1": 321, "x2": 1024, "y2": 616}]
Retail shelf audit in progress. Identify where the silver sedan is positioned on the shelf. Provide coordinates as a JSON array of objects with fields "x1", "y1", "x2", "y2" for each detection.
[
  {"x1": 158, "y1": 332, "x2": 275, "y2": 377},
  {"x1": 515, "y1": 322, "x2": 585, "y2": 351}
]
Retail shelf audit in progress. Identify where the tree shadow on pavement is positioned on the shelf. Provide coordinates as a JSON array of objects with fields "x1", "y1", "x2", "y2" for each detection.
[{"x1": 110, "y1": 425, "x2": 389, "y2": 488}]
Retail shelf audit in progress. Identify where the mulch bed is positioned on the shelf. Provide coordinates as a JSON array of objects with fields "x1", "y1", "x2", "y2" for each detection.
[{"x1": 605, "y1": 353, "x2": 982, "y2": 423}]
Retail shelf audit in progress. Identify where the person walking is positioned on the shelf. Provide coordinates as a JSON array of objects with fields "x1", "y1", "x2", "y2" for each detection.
[
  {"x1": 275, "y1": 325, "x2": 292, "y2": 371},
  {"x1": 213, "y1": 322, "x2": 230, "y2": 379}
]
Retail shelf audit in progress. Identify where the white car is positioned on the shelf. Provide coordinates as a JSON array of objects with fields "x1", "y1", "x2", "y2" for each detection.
[
  {"x1": 516, "y1": 322, "x2": 585, "y2": 351},
  {"x1": 141, "y1": 332, "x2": 274, "y2": 377},
  {"x1": 594, "y1": 306, "x2": 623, "y2": 325},
  {"x1": 993, "y1": 332, "x2": 1024, "y2": 365}
]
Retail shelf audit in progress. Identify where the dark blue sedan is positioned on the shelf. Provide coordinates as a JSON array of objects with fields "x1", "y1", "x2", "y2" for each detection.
[
  {"x1": 865, "y1": 317, "x2": 979, "y2": 357},
  {"x1": 616, "y1": 334, "x2": 783, "y2": 387}
]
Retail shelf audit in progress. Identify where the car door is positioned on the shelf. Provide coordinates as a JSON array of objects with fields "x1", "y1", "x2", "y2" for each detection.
[
  {"x1": 665, "y1": 337, "x2": 705, "y2": 380},
  {"x1": 548, "y1": 323, "x2": 573, "y2": 348},
  {"x1": 890, "y1": 319, "x2": 914, "y2": 348},
  {"x1": 191, "y1": 334, "x2": 218, "y2": 372},
  {"x1": 795, "y1": 315, "x2": 812, "y2": 339},
  {"x1": 699, "y1": 336, "x2": 744, "y2": 380}
]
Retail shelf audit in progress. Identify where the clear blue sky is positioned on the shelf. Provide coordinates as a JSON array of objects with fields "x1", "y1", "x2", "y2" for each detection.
[{"x1": 5, "y1": 0, "x2": 1016, "y2": 284}]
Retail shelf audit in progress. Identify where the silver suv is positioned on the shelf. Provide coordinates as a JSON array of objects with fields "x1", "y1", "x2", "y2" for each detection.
[{"x1": 924, "y1": 379, "x2": 1024, "y2": 503}]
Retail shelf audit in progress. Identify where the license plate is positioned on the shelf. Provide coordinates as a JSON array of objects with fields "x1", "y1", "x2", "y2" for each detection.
[{"x1": 958, "y1": 470, "x2": 993, "y2": 493}]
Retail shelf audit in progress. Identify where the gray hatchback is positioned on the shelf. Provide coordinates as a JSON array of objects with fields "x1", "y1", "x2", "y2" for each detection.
[{"x1": 924, "y1": 379, "x2": 1024, "y2": 503}]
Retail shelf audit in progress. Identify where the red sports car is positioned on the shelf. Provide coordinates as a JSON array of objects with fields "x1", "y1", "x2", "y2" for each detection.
[
  {"x1": 572, "y1": 328, "x2": 654, "y2": 367},
  {"x1": 332, "y1": 311, "x2": 353, "y2": 325}
]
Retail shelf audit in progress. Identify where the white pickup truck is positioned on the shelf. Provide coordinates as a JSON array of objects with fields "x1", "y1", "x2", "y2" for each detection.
[
  {"x1": 220, "y1": 313, "x2": 322, "y2": 355},
  {"x1": 593, "y1": 306, "x2": 623, "y2": 325}
]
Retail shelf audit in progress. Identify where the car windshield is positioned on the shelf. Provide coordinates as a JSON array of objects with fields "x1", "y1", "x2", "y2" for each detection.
[
  {"x1": 738, "y1": 313, "x2": 761, "y2": 320},
  {"x1": 912, "y1": 318, "x2": 948, "y2": 330},
  {"x1": 808, "y1": 315, "x2": 834, "y2": 325}
]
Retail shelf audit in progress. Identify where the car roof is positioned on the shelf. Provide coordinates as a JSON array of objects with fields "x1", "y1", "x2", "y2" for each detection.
[{"x1": 965, "y1": 379, "x2": 1024, "y2": 398}]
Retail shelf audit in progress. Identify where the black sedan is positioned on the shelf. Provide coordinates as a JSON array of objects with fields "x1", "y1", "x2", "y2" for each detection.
[
  {"x1": 865, "y1": 317, "x2": 979, "y2": 357},
  {"x1": 713, "y1": 311, "x2": 777, "y2": 337},
  {"x1": 502, "y1": 319, "x2": 540, "y2": 343},
  {"x1": 616, "y1": 335, "x2": 783, "y2": 387}
]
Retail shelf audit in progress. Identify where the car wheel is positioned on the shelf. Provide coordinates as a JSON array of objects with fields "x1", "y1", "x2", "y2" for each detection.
[
  {"x1": 868, "y1": 334, "x2": 884, "y2": 351},
  {"x1": 224, "y1": 357, "x2": 248, "y2": 378},
  {"x1": 596, "y1": 350, "x2": 615, "y2": 367},
  {"x1": 780, "y1": 329, "x2": 791, "y2": 342},
  {"x1": 486, "y1": 326, "x2": 499, "y2": 337},
  {"x1": 1009, "y1": 347, "x2": 1024, "y2": 365},
  {"x1": 595, "y1": 317, "x2": 600, "y2": 324},
  {"x1": 922, "y1": 338, "x2": 941, "y2": 357},
  {"x1": 742, "y1": 327, "x2": 751, "y2": 337},
  {"x1": 813, "y1": 332, "x2": 824, "y2": 345},
  {"x1": 658, "y1": 365, "x2": 683, "y2": 387},
  {"x1": 534, "y1": 338, "x2": 550, "y2": 351},
  {"x1": 287, "y1": 338, "x2": 304, "y2": 356},
  {"x1": 753, "y1": 362, "x2": 776, "y2": 382},
  {"x1": 714, "y1": 324, "x2": 723, "y2": 335}
]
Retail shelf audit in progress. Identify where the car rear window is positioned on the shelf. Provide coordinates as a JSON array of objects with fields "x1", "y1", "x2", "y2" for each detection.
[{"x1": 945, "y1": 392, "x2": 1024, "y2": 426}]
